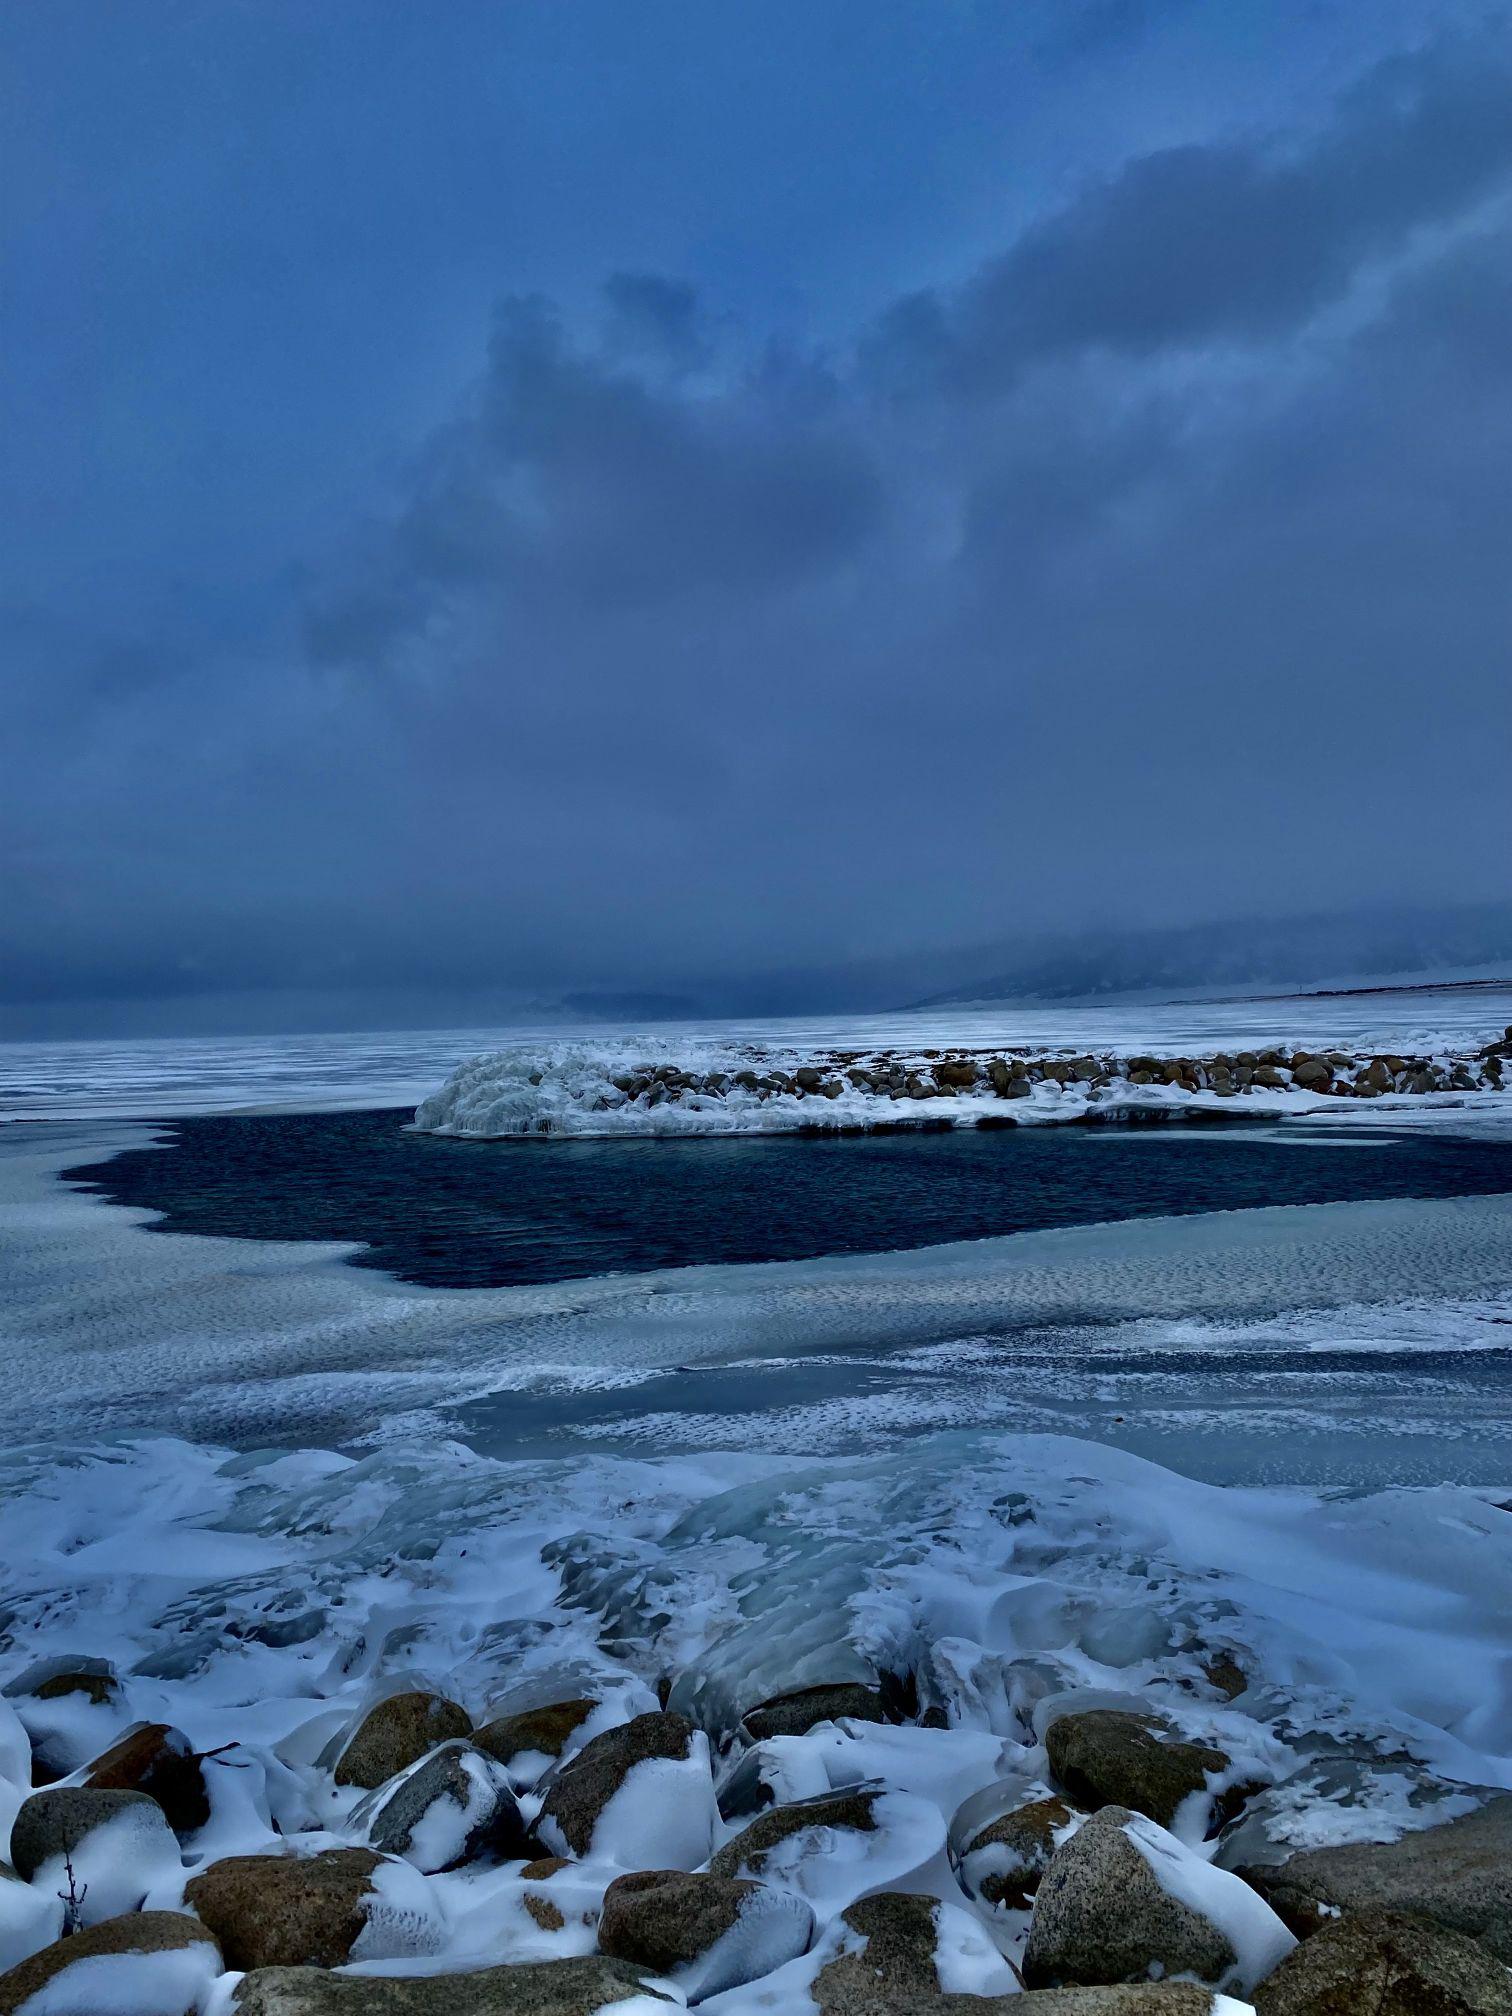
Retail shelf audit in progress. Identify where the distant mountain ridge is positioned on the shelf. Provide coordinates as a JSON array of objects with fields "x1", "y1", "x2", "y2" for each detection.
[{"x1": 910, "y1": 902, "x2": 1512, "y2": 1010}]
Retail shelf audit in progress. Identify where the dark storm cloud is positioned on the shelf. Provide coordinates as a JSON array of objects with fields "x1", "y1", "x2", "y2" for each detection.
[
  {"x1": 886, "y1": 33, "x2": 1512, "y2": 392},
  {"x1": 311, "y1": 292, "x2": 881, "y2": 645},
  {"x1": 3, "y1": 9, "x2": 1511, "y2": 1032}
]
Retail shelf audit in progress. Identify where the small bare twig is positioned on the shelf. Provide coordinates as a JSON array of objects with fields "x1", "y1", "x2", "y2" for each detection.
[
  {"x1": 196, "y1": 1739, "x2": 250, "y2": 1769},
  {"x1": 56, "y1": 1842, "x2": 87, "y2": 1936}
]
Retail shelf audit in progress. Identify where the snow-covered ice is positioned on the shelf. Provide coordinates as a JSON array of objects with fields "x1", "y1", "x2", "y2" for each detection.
[{"x1": 5, "y1": 981, "x2": 1510, "y2": 1121}]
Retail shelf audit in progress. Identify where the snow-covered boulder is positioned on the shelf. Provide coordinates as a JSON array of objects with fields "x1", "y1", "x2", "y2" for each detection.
[
  {"x1": 1213, "y1": 1755, "x2": 1492, "y2": 1877},
  {"x1": 708, "y1": 1785, "x2": 882, "y2": 1881},
  {"x1": 957, "y1": 1793, "x2": 1077, "y2": 1911},
  {"x1": 1045, "y1": 1709, "x2": 1243, "y2": 1835},
  {"x1": 709, "y1": 1785, "x2": 947, "y2": 1917},
  {"x1": 362, "y1": 1740, "x2": 532, "y2": 1871},
  {"x1": 739, "y1": 1683, "x2": 891, "y2": 1742},
  {"x1": 598, "y1": 1869, "x2": 814, "y2": 2001},
  {"x1": 0, "y1": 1864, "x2": 61, "y2": 1976},
  {"x1": 536, "y1": 1712, "x2": 715, "y2": 1869},
  {"x1": 811, "y1": 1891, "x2": 1018, "y2": 2010},
  {"x1": 0, "y1": 1910, "x2": 221, "y2": 2016},
  {"x1": 184, "y1": 1847, "x2": 443, "y2": 1970},
  {"x1": 9, "y1": 1788, "x2": 182, "y2": 1928},
  {"x1": 4, "y1": 1662, "x2": 128, "y2": 1786},
  {"x1": 332, "y1": 1692, "x2": 471, "y2": 1791},
  {"x1": 473, "y1": 1700, "x2": 596, "y2": 1779},
  {"x1": 1024, "y1": 1805, "x2": 1294, "y2": 1995}
]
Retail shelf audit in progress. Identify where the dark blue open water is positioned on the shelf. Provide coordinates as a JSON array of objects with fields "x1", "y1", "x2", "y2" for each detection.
[{"x1": 64, "y1": 1105, "x2": 1512, "y2": 1291}]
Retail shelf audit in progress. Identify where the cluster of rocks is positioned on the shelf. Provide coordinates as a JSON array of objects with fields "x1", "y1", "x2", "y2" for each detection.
[
  {"x1": 5, "y1": 1659, "x2": 1512, "y2": 2016},
  {"x1": 600, "y1": 1029, "x2": 1512, "y2": 1116}
]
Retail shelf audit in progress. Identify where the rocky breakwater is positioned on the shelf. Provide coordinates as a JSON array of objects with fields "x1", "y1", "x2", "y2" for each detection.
[
  {"x1": 590, "y1": 1029, "x2": 1510, "y2": 1121},
  {"x1": 412, "y1": 1025, "x2": 1512, "y2": 1134}
]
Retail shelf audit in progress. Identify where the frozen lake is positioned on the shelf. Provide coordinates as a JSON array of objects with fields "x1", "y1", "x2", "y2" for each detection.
[
  {"x1": 2, "y1": 993, "x2": 1511, "y2": 1943},
  {"x1": 2, "y1": 986, "x2": 1510, "y2": 1485}
]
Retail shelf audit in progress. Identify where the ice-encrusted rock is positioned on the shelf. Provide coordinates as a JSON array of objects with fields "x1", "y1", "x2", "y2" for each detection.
[
  {"x1": 598, "y1": 1868, "x2": 814, "y2": 1999},
  {"x1": 957, "y1": 1793, "x2": 1076, "y2": 1911},
  {"x1": 82, "y1": 1720, "x2": 211, "y2": 1836},
  {"x1": 185, "y1": 1846, "x2": 442, "y2": 1969},
  {"x1": 1214, "y1": 1755, "x2": 1492, "y2": 1874},
  {"x1": 536, "y1": 1711, "x2": 714, "y2": 1867},
  {"x1": 0, "y1": 1910, "x2": 221, "y2": 2016},
  {"x1": 811, "y1": 1891, "x2": 1016, "y2": 2011},
  {"x1": 473, "y1": 1701, "x2": 596, "y2": 1771},
  {"x1": 714, "y1": 1743, "x2": 788, "y2": 1821},
  {"x1": 1045, "y1": 1709, "x2": 1238, "y2": 1833},
  {"x1": 708, "y1": 1785, "x2": 881, "y2": 1880},
  {"x1": 1253, "y1": 1906, "x2": 1512, "y2": 2014},
  {"x1": 1023, "y1": 1805, "x2": 1293, "y2": 1993},
  {"x1": 1238, "y1": 1794, "x2": 1512, "y2": 1957},
  {"x1": 1199, "y1": 1651, "x2": 1250, "y2": 1701},
  {"x1": 3, "y1": 1659, "x2": 119, "y2": 1707},
  {"x1": 9, "y1": 1787, "x2": 181, "y2": 1926},
  {"x1": 740, "y1": 1682, "x2": 890, "y2": 1741},
  {"x1": 363, "y1": 1739, "x2": 532, "y2": 1871},
  {"x1": 233, "y1": 1957, "x2": 675, "y2": 2016},
  {"x1": 333, "y1": 1691, "x2": 471, "y2": 1790}
]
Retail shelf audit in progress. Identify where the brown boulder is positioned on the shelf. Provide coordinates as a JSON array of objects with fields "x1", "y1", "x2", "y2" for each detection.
[
  {"x1": 84, "y1": 1721, "x2": 211, "y2": 1836},
  {"x1": 333, "y1": 1691, "x2": 471, "y2": 1790},
  {"x1": 9, "y1": 1786, "x2": 167, "y2": 1882},
  {"x1": 473, "y1": 1700, "x2": 595, "y2": 1769},
  {"x1": 741, "y1": 1682, "x2": 889, "y2": 1741},
  {"x1": 1045, "y1": 1709, "x2": 1236, "y2": 1832},
  {"x1": 598, "y1": 1868, "x2": 814, "y2": 1997},
  {"x1": 233, "y1": 1957, "x2": 673, "y2": 2016},
  {"x1": 185, "y1": 1848, "x2": 386, "y2": 1969},
  {"x1": 1253, "y1": 1907, "x2": 1512, "y2": 2014},
  {"x1": 1240, "y1": 1795, "x2": 1512, "y2": 1959},
  {"x1": 536, "y1": 1711, "x2": 698, "y2": 1858}
]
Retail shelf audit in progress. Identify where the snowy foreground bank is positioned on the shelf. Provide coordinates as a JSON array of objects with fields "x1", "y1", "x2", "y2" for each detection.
[
  {"x1": 3, "y1": 1429, "x2": 1512, "y2": 2012},
  {"x1": 415, "y1": 1031, "x2": 1512, "y2": 1138}
]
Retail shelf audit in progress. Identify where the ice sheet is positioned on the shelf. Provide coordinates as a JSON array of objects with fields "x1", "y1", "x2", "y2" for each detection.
[
  {"x1": 5, "y1": 983, "x2": 1510, "y2": 1120},
  {"x1": 3, "y1": 1121, "x2": 1511, "y2": 1468}
]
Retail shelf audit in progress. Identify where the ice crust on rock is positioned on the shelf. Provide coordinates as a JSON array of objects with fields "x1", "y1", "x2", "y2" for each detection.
[
  {"x1": 359, "y1": 1741, "x2": 530, "y2": 1872},
  {"x1": 1123, "y1": 1814, "x2": 1295, "y2": 1992}
]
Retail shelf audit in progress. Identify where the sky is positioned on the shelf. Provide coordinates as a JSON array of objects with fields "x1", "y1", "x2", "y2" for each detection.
[{"x1": 4, "y1": 0, "x2": 1511, "y2": 1034}]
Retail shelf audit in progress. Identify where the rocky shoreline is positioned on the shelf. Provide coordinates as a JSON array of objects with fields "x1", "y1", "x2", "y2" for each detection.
[
  {"x1": 414, "y1": 1029, "x2": 1512, "y2": 1137},
  {"x1": 604, "y1": 1036, "x2": 1511, "y2": 1111},
  {"x1": 4, "y1": 1650, "x2": 1511, "y2": 2014}
]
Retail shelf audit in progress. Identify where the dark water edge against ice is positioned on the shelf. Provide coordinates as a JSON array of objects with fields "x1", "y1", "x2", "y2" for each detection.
[
  {"x1": 61, "y1": 1103, "x2": 1512, "y2": 1290},
  {"x1": 1, "y1": 1105, "x2": 1503, "y2": 1487}
]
